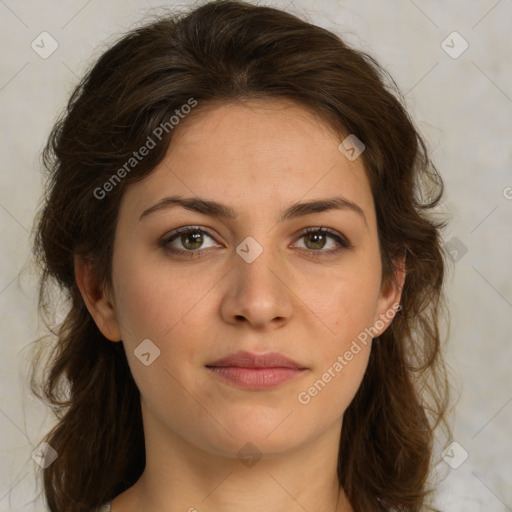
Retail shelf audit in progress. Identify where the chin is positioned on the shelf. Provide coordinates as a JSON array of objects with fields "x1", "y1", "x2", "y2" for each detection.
[
  {"x1": 208, "y1": 433, "x2": 307, "y2": 462},
  {"x1": 201, "y1": 415, "x2": 311, "y2": 458}
]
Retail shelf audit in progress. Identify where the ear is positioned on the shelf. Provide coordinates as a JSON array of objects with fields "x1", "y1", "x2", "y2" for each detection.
[
  {"x1": 372, "y1": 253, "x2": 406, "y2": 337},
  {"x1": 74, "y1": 254, "x2": 122, "y2": 342}
]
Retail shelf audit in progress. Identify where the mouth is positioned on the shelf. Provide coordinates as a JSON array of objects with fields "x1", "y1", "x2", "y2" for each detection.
[{"x1": 205, "y1": 350, "x2": 308, "y2": 390}]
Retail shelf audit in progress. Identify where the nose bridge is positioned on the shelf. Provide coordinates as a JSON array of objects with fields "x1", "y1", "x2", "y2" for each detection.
[
  {"x1": 235, "y1": 233, "x2": 284, "y2": 296},
  {"x1": 221, "y1": 232, "x2": 293, "y2": 327}
]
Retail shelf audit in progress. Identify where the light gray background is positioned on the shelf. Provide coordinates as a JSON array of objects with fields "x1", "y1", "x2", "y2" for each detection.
[{"x1": 1, "y1": 0, "x2": 511, "y2": 510}]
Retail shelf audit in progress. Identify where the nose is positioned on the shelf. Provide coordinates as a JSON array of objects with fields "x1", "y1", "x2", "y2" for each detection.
[{"x1": 219, "y1": 240, "x2": 294, "y2": 330}]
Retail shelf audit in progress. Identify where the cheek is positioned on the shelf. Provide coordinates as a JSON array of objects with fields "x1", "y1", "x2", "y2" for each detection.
[
  {"x1": 112, "y1": 246, "x2": 209, "y2": 343},
  {"x1": 297, "y1": 335, "x2": 372, "y2": 421},
  {"x1": 112, "y1": 259, "x2": 205, "y2": 425},
  {"x1": 315, "y1": 265, "x2": 382, "y2": 338},
  {"x1": 111, "y1": 249, "x2": 214, "y2": 394},
  {"x1": 296, "y1": 265, "x2": 380, "y2": 413}
]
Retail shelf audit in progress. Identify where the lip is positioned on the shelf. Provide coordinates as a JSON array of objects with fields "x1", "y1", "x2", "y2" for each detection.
[
  {"x1": 206, "y1": 350, "x2": 307, "y2": 390},
  {"x1": 207, "y1": 350, "x2": 305, "y2": 369}
]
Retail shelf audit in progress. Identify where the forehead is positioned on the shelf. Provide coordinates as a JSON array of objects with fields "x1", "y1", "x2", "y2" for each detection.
[
  {"x1": 169, "y1": 98, "x2": 346, "y2": 164},
  {"x1": 119, "y1": 99, "x2": 375, "y2": 225}
]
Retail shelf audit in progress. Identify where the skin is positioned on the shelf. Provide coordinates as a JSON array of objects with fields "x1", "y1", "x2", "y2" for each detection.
[{"x1": 75, "y1": 99, "x2": 404, "y2": 512}]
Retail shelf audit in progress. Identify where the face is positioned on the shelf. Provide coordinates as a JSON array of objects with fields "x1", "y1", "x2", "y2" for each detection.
[{"x1": 79, "y1": 99, "x2": 403, "y2": 459}]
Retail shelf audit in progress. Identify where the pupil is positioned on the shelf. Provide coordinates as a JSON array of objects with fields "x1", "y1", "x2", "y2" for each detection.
[
  {"x1": 307, "y1": 232, "x2": 325, "y2": 249},
  {"x1": 183, "y1": 232, "x2": 202, "y2": 249}
]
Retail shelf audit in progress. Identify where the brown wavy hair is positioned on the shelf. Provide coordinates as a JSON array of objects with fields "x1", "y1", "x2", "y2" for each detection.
[{"x1": 30, "y1": 1, "x2": 451, "y2": 510}]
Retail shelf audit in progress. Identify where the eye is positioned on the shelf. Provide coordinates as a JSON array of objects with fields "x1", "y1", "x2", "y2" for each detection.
[
  {"x1": 161, "y1": 226, "x2": 351, "y2": 258},
  {"x1": 292, "y1": 227, "x2": 351, "y2": 257},
  {"x1": 161, "y1": 226, "x2": 221, "y2": 256}
]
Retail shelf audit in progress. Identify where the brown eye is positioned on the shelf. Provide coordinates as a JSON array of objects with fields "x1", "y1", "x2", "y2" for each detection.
[
  {"x1": 303, "y1": 231, "x2": 329, "y2": 250},
  {"x1": 162, "y1": 227, "x2": 220, "y2": 255},
  {"x1": 294, "y1": 227, "x2": 351, "y2": 255},
  {"x1": 180, "y1": 231, "x2": 204, "y2": 250}
]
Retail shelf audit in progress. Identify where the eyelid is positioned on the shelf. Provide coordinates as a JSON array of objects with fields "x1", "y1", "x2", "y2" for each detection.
[
  {"x1": 298, "y1": 226, "x2": 351, "y2": 249},
  {"x1": 160, "y1": 225, "x2": 351, "y2": 255},
  {"x1": 161, "y1": 225, "x2": 220, "y2": 247}
]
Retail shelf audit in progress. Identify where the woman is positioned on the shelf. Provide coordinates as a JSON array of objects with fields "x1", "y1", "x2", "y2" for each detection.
[{"x1": 30, "y1": 1, "x2": 451, "y2": 510}]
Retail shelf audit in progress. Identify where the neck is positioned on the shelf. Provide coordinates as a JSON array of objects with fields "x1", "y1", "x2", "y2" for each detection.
[{"x1": 113, "y1": 407, "x2": 353, "y2": 512}]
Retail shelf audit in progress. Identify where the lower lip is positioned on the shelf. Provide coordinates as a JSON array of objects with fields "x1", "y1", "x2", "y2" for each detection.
[{"x1": 206, "y1": 366, "x2": 305, "y2": 390}]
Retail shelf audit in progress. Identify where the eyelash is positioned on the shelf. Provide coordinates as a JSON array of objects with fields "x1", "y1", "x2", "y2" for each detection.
[{"x1": 160, "y1": 226, "x2": 351, "y2": 258}]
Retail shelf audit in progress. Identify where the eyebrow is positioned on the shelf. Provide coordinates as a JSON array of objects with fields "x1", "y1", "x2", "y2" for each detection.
[{"x1": 139, "y1": 195, "x2": 367, "y2": 225}]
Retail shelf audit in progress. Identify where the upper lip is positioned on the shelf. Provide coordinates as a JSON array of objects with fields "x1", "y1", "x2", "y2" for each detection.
[{"x1": 206, "y1": 350, "x2": 306, "y2": 369}]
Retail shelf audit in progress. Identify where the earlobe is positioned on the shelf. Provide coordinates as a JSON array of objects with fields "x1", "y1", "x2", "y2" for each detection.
[{"x1": 73, "y1": 254, "x2": 122, "y2": 342}]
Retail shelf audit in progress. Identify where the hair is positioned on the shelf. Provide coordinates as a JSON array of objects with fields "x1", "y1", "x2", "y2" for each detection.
[{"x1": 30, "y1": 1, "x2": 451, "y2": 511}]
